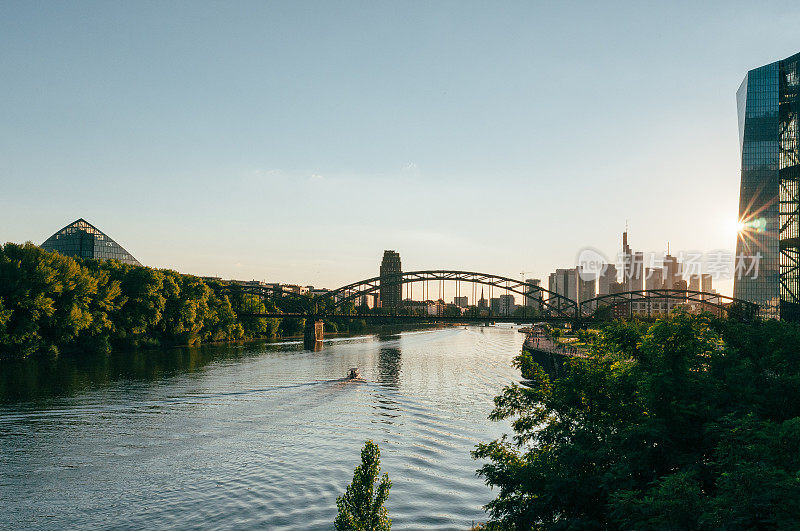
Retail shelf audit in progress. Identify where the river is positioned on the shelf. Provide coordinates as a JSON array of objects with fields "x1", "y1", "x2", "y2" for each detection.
[{"x1": 0, "y1": 326, "x2": 523, "y2": 530}]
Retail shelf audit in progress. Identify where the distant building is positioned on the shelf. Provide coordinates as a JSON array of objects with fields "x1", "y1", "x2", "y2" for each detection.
[
  {"x1": 453, "y1": 296, "x2": 469, "y2": 308},
  {"x1": 426, "y1": 299, "x2": 446, "y2": 316},
  {"x1": 379, "y1": 250, "x2": 402, "y2": 310},
  {"x1": 577, "y1": 267, "x2": 596, "y2": 304},
  {"x1": 357, "y1": 293, "x2": 379, "y2": 309},
  {"x1": 701, "y1": 274, "x2": 713, "y2": 294},
  {"x1": 41, "y1": 218, "x2": 141, "y2": 266},
  {"x1": 548, "y1": 268, "x2": 578, "y2": 311},
  {"x1": 621, "y1": 231, "x2": 644, "y2": 292},
  {"x1": 645, "y1": 267, "x2": 664, "y2": 291},
  {"x1": 498, "y1": 294, "x2": 516, "y2": 315},
  {"x1": 477, "y1": 288, "x2": 488, "y2": 310},
  {"x1": 598, "y1": 264, "x2": 617, "y2": 296},
  {"x1": 524, "y1": 278, "x2": 542, "y2": 311},
  {"x1": 688, "y1": 275, "x2": 701, "y2": 292},
  {"x1": 663, "y1": 252, "x2": 682, "y2": 290}
]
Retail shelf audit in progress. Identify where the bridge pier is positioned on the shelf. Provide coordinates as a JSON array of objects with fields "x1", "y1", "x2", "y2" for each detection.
[{"x1": 303, "y1": 319, "x2": 324, "y2": 349}]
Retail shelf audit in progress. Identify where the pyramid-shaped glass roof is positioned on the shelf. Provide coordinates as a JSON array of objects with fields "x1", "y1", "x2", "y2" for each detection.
[{"x1": 41, "y1": 218, "x2": 142, "y2": 266}]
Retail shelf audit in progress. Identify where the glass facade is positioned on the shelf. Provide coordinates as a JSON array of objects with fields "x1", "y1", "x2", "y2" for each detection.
[
  {"x1": 41, "y1": 218, "x2": 142, "y2": 266},
  {"x1": 734, "y1": 52, "x2": 800, "y2": 320}
]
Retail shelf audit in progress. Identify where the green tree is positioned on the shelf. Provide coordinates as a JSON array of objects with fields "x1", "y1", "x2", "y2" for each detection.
[
  {"x1": 335, "y1": 440, "x2": 392, "y2": 531},
  {"x1": 474, "y1": 313, "x2": 800, "y2": 529}
]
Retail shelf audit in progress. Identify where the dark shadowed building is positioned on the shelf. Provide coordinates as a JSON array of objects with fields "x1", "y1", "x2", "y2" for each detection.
[
  {"x1": 41, "y1": 218, "x2": 142, "y2": 266},
  {"x1": 379, "y1": 250, "x2": 402, "y2": 310}
]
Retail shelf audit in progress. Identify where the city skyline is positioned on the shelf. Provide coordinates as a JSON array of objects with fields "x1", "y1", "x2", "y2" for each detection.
[{"x1": 3, "y1": 2, "x2": 800, "y2": 296}]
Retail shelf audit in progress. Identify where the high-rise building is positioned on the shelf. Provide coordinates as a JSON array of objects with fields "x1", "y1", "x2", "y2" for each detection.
[
  {"x1": 598, "y1": 263, "x2": 618, "y2": 295},
  {"x1": 688, "y1": 275, "x2": 701, "y2": 292},
  {"x1": 524, "y1": 278, "x2": 542, "y2": 311},
  {"x1": 577, "y1": 268, "x2": 596, "y2": 303},
  {"x1": 379, "y1": 250, "x2": 402, "y2": 310},
  {"x1": 663, "y1": 252, "x2": 682, "y2": 290},
  {"x1": 646, "y1": 267, "x2": 664, "y2": 291},
  {"x1": 701, "y1": 274, "x2": 713, "y2": 293},
  {"x1": 734, "y1": 52, "x2": 800, "y2": 321},
  {"x1": 498, "y1": 294, "x2": 516, "y2": 315},
  {"x1": 549, "y1": 268, "x2": 578, "y2": 310},
  {"x1": 41, "y1": 218, "x2": 141, "y2": 266},
  {"x1": 621, "y1": 231, "x2": 644, "y2": 292}
]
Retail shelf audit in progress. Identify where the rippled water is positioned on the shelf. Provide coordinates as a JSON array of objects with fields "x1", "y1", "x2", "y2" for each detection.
[{"x1": 0, "y1": 326, "x2": 523, "y2": 530}]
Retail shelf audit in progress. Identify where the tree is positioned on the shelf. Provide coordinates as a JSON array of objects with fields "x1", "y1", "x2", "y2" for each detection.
[
  {"x1": 335, "y1": 440, "x2": 392, "y2": 530},
  {"x1": 473, "y1": 313, "x2": 800, "y2": 529}
]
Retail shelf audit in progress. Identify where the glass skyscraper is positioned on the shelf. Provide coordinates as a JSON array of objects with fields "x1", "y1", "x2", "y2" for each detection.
[
  {"x1": 734, "y1": 52, "x2": 800, "y2": 321},
  {"x1": 41, "y1": 218, "x2": 142, "y2": 266}
]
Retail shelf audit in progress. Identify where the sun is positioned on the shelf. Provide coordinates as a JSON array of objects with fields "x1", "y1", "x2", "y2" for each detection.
[{"x1": 728, "y1": 218, "x2": 746, "y2": 238}]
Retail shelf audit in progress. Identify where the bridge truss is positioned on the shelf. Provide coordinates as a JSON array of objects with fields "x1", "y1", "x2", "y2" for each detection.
[
  {"x1": 223, "y1": 271, "x2": 758, "y2": 323},
  {"x1": 315, "y1": 270, "x2": 578, "y2": 318},
  {"x1": 579, "y1": 289, "x2": 758, "y2": 319}
]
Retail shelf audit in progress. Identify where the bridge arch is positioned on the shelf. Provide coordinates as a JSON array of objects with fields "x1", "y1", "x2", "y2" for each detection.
[
  {"x1": 579, "y1": 289, "x2": 758, "y2": 318},
  {"x1": 314, "y1": 270, "x2": 578, "y2": 318}
]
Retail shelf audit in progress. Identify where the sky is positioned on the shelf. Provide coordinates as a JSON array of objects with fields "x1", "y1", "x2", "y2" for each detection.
[{"x1": 2, "y1": 1, "x2": 800, "y2": 297}]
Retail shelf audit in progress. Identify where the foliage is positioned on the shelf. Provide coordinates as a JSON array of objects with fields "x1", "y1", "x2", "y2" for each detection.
[
  {"x1": 512, "y1": 349, "x2": 540, "y2": 380},
  {"x1": 474, "y1": 312, "x2": 800, "y2": 529},
  {"x1": 0, "y1": 242, "x2": 289, "y2": 358},
  {"x1": 335, "y1": 440, "x2": 392, "y2": 531}
]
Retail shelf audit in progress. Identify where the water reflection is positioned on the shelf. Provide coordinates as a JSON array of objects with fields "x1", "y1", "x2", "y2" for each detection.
[
  {"x1": 377, "y1": 347, "x2": 402, "y2": 388},
  {"x1": 0, "y1": 344, "x2": 264, "y2": 403}
]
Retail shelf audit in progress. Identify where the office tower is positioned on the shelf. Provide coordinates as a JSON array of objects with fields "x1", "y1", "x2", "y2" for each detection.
[
  {"x1": 701, "y1": 274, "x2": 712, "y2": 293},
  {"x1": 577, "y1": 268, "x2": 596, "y2": 302},
  {"x1": 453, "y1": 296, "x2": 469, "y2": 308},
  {"x1": 524, "y1": 278, "x2": 543, "y2": 310},
  {"x1": 621, "y1": 231, "x2": 644, "y2": 292},
  {"x1": 598, "y1": 263, "x2": 618, "y2": 295},
  {"x1": 41, "y1": 218, "x2": 141, "y2": 266},
  {"x1": 549, "y1": 268, "x2": 578, "y2": 310},
  {"x1": 379, "y1": 250, "x2": 402, "y2": 310},
  {"x1": 663, "y1": 252, "x2": 682, "y2": 290},
  {"x1": 734, "y1": 52, "x2": 800, "y2": 320},
  {"x1": 646, "y1": 267, "x2": 664, "y2": 291},
  {"x1": 688, "y1": 275, "x2": 701, "y2": 292},
  {"x1": 498, "y1": 294, "x2": 516, "y2": 315}
]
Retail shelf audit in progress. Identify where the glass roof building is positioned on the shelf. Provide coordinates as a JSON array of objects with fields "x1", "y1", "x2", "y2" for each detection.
[
  {"x1": 41, "y1": 218, "x2": 142, "y2": 266},
  {"x1": 734, "y1": 51, "x2": 800, "y2": 321}
]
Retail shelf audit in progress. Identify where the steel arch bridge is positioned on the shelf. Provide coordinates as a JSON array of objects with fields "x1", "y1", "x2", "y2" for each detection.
[
  {"x1": 224, "y1": 271, "x2": 758, "y2": 323},
  {"x1": 314, "y1": 270, "x2": 577, "y2": 318},
  {"x1": 578, "y1": 289, "x2": 758, "y2": 319}
]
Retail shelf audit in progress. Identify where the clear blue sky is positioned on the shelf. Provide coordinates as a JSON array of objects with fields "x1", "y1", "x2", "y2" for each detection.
[{"x1": 2, "y1": 1, "x2": 799, "y2": 295}]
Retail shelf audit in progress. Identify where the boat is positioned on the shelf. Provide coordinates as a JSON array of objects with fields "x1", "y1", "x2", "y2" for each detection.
[{"x1": 348, "y1": 368, "x2": 362, "y2": 380}]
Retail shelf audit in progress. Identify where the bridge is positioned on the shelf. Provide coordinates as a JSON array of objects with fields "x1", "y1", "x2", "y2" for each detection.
[{"x1": 222, "y1": 269, "x2": 758, "y2": 342}]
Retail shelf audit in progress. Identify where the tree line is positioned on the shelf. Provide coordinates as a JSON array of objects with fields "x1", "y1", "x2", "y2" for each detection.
[
  {"x1": 0, "y1": 242, "x2": 354, "y2": 359},
  {"x1": 474, "y1": 312, "x2": 800, "y2": 529}
]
